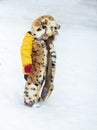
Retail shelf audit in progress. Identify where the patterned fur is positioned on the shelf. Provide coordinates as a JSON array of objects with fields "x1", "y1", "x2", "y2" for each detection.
[
  {"x1": 24, "y1": 40, "x2": 48, "y2": 106},
  {"x1": 24, "y1": 15, "x2": 60, "y2": 107},
  {"x1": 31, "y1": 15, "x2": 60, "y2": 39}
]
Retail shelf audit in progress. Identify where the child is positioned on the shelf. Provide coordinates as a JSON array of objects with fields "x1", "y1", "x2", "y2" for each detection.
[
  {"x1": 20, "y1": 15, "x2": 60, "y2": 107},
  {"x1": 20, "y1": 31, "x2": 48, "y2": 80}
]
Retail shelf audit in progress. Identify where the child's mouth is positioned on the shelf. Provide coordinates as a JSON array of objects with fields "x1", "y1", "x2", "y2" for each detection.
[{"x1": 42, "y1": 34, "x2": 48, "y2": 40}]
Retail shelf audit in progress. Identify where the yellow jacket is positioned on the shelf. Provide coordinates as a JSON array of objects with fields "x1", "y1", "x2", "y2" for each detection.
[{"x1": 20, "y1": 32, "x2": 35, "y2": 74}]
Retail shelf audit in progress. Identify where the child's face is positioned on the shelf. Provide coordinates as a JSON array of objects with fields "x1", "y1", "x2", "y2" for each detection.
[
  {"x1": 31, "y1": 15, "x2": 60, "y2": 40},
  {"x1": 32, "y1": 25, "x2": 46, "y2": 39}
]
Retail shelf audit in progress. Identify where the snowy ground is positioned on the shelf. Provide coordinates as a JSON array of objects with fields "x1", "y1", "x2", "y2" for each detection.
[{"x1": 0, "y1": 0, "x2": 97, "y2": 130}]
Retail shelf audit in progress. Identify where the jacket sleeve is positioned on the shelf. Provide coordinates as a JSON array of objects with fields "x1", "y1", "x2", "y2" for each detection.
[{"x1": 20, "y1": 32, "x2": 35, "y2": 69}]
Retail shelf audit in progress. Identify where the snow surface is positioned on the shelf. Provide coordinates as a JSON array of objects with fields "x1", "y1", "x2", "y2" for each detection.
[{"x1": 0, "y1": 0, "x2": 97, "y2": 130}]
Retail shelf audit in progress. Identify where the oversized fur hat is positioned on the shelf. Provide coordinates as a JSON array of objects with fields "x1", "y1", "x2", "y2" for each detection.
[{"x1": 31, "y1": 15, "x2": 60, "y2": 39}]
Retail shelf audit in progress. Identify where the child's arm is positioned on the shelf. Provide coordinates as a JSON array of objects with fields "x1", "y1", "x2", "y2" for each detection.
[{"x1": 20, "y1": 32, "x2": 35, "y2": 74}]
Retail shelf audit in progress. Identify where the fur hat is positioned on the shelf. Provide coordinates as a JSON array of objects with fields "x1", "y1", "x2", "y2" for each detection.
[{"x1": 31, "y1": 15, "x2": 60, "y2": 39}]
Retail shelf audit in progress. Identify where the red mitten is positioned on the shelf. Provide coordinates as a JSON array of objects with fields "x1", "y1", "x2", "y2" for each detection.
[{"x1": 24, "y1": 64, "x2": 33, "y2": 73}]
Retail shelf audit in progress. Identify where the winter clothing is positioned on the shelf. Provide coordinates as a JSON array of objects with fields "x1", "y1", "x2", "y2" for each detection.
[
  {"x1": 24, "y1": 36, "x2": 56, "y2": 106},
  {"x1": 20, "y1": 31, "x2": 35, "y2": 74},
  {"x1": 24, "y1": 64, "x2": 33, "y2": 73},
  {"x1": 24, "y1": 75, "x2": 29, "y2": 80}
]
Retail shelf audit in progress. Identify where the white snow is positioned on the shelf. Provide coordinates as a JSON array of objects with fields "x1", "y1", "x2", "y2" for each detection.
[{"x1": 0, "y1": 0, "x2": 97, "y2": 130}]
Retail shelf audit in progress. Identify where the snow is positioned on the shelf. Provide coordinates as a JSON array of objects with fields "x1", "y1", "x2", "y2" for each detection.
[{"x1": 0, "y1": 0, "x2": 97, "y2": 130}]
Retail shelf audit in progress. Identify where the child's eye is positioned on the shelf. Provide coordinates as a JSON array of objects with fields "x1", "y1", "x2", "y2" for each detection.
[
  {"x1": 42, "y1": 26, "x2": 46, "y2": 29},
  {"x1": 37, "y1": 28, "x2": 42, "y2": 31},
  {"x1": 54, "y1": 27, "x2": 57, "y2": 30}
]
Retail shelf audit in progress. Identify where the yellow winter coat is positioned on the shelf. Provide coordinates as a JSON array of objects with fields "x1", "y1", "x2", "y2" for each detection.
[{"x1": 20, "y1": 32, "x2": 35, "y2": 74}]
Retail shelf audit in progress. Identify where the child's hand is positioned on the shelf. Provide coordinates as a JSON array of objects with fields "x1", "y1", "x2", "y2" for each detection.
[{"x1": 24, "y1": 64, "x2": 33, "y2": 73}]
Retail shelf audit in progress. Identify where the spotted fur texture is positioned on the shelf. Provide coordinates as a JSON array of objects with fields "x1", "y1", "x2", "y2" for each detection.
[
  {"x1": 24, "y1": 15, "x2": 60, "y2": 107},
  {"x1": 41, "y1": 38, "x2": 56, "y2": 100},
  {"x1": 31, "y1": 15, "x2": 60, "y2": 39},
  {"x1": 24, "y1": 40, "x2": 48, "y2": 106}
]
